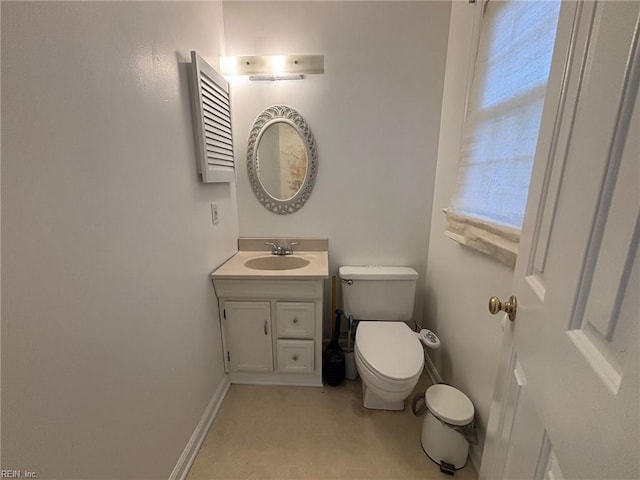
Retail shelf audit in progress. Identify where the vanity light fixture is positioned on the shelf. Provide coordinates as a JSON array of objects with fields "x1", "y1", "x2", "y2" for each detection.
[
  {"x1": 249, "y1": 74, "x2": 304, "y2": 82},
  {"x1": 220, "y1": 55, "x2": 324, "y2": 81}
]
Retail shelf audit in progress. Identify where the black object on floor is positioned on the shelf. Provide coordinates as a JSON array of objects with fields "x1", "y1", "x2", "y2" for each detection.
[{"x1": 323, "y1": 309, "x2": 345, "y2": 386}]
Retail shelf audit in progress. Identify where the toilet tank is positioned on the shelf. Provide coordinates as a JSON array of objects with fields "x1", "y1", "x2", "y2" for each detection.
[{"x1": 339, "y1": 266, "x2": 418, "y2": 321}]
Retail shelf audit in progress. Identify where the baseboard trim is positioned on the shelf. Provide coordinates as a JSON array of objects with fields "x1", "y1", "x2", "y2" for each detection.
[
  {"x1": 229, "y1": 371, "x2": 322, "y2": 387},
  {"x1": 169, "y1": 375, "x2": 231, "y2": 480}
]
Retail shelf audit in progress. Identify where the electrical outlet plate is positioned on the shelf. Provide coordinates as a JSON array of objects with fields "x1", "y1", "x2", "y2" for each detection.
[{"x1": 211, "y1": 203, "x2": 219, "y2": 224}]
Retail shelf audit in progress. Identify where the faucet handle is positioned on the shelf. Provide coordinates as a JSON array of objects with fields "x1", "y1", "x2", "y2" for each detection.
[
  {"x1": 284, "y1": 242, "x2": 298, "y2": 254},
  {"x1": 265, "y1": 241, "x2": 279, "y2": 254}
]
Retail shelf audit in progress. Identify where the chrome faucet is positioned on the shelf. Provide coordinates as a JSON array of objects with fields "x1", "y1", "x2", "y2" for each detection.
[{"x1": 265, "y1": 241, "x2": 298, "y2": 256}]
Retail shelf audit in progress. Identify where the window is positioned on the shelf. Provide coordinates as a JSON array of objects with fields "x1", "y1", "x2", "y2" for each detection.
[{"x1": 445, "y1": 0, "x2": 561, "y2": 267}]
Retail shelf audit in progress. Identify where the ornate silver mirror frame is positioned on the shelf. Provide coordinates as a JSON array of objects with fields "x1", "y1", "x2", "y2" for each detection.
[{"x1": 247, "y1": 105, "x2": 318, "y2": 215}]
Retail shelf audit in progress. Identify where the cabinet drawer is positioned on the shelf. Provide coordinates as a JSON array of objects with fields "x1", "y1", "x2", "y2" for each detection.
[
  {"x1": 276, "y1": 340, "x2": 314, "y2": 374},
  {"x1": 275, "y1": 302, "x2": 315, "y2": 338}
]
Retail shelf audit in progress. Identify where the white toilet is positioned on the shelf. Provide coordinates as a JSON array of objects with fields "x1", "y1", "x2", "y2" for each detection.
[{"x1": 339, "y1": 266, "x2": 424, "y2": 411}]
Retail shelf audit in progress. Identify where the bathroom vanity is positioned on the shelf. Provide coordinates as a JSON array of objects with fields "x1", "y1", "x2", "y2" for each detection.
[{"x1": 211, "y1": 239, "x2": 328, "y2": 387}]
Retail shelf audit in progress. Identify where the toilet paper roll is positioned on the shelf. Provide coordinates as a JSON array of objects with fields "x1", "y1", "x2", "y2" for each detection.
[{"x1": 419, "y1": 329, "x2": 441, "y2": 349}]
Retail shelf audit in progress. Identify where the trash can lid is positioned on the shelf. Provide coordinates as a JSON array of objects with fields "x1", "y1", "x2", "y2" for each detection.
[{"x1": 425, "y1": 384, "x2": 474, "y2": 426}]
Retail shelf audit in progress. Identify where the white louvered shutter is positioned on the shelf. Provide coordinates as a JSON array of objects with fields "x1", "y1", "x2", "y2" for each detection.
[{"x1": 189, "y1": 51, "x2": 235, "y2": 183}]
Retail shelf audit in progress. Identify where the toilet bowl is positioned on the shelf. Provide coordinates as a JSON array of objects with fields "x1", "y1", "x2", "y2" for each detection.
[{"x1": 354, "y1": 321, "x2": 424, "y2": 410}]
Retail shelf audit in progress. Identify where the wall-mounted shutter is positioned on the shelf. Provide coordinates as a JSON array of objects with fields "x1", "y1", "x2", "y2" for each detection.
[{"x1": 189, "y1": 51, "x2": 235, "y2": 183}]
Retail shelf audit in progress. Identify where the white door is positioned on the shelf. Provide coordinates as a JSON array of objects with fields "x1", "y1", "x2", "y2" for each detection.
[{"x1": 480, "y1": 2, "x2": 639, "y2": 479}]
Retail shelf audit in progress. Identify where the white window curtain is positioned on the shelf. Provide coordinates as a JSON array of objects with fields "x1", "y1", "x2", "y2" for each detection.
[{"x1": 445, "y1": 0, "x2": 561, "y2": 267}]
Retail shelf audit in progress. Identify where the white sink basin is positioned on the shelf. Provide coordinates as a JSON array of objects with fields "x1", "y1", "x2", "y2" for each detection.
[{"x1": 243, "y1": 255, "x2": 311, "y2": 271}]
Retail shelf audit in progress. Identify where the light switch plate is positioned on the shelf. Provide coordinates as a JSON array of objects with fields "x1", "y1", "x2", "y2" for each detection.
[{"x1": 211, "y1": 203, "x2": 219, "y2": 225}]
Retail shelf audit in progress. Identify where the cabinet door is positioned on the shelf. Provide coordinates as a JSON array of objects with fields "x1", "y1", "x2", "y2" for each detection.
[{"x1": 222, "y1": 301, "x2": 273, "y2": 372}]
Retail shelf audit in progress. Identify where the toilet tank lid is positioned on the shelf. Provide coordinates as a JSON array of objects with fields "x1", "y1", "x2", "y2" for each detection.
[{"x1": 339, "y1": 266, "x2": 418, "y2": 280}]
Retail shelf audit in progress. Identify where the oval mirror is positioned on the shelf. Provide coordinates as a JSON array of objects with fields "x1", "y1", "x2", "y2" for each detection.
[{"x1": 247, "y1": 105, "x2": 318, "y2": 214}]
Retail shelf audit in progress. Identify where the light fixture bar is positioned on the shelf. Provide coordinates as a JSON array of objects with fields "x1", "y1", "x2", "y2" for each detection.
[
  {"x1": 222, "y1": 55, "x2": 324, "y2": 76},
  {"x1": 249, "y1": 74, "x2": 304, "y2": 81}
]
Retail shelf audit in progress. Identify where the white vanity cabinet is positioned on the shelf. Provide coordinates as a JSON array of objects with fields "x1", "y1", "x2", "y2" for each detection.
[{"x1": 214, "y1": 278, "x2": 324, "y2": 387}]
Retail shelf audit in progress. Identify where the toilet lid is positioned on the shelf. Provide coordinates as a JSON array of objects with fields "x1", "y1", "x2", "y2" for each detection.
[
  {"x1": 355, "y1": 322, "x2": 423, "y2": 381},
  {"x1": 425, "y1": 384, "x2": 474, "y2": 426},
  {"x1": 339, "y1": 266, "x2": 418, "y2": 280}
]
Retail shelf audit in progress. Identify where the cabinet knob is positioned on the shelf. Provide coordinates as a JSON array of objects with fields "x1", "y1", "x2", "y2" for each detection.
[
  {"x1": 292, "y1": 355, "x2": 299, "y2": 361},
  {"x1": 293, "y1": 318, "x2": 298, "y2": 324}
]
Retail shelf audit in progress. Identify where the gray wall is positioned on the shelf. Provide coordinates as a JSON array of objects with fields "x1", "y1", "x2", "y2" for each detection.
[
  {"x1": 223, "y1": 1, "x2": 452, "y2": 330},
  {"x1": 1, "y1": 2, "x2": 237, "y2": 478}
]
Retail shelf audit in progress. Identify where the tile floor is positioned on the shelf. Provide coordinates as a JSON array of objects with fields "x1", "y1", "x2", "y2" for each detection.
[{"x1": 186, "y1": 373, "x2": 477, "y2": 480}]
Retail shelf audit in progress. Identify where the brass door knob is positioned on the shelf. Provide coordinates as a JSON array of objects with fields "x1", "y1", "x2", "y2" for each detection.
[{"x1": 488, "y1": 295, "x2": 517, "y2": 321}]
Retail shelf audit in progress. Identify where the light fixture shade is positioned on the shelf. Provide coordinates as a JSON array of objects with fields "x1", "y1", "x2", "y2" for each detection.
[
  {"x1": 221, "y1": 55, "x2": 324, "y2": 78},
  {"x1": 248, "y1": 74, "x2": 304, "y2": 81}
]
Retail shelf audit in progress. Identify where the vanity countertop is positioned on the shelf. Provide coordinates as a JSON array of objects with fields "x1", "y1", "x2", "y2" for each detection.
[{"x1": 211, "y1": 250, "x2": 329, "y2": 280}]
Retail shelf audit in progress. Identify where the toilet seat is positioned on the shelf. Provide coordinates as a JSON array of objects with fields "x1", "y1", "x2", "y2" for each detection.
[
  {"x1": 355, "y1": 322, "x2": 424, "y2": 381},
  {"x1": 354, "y1": 322, "x2": 424, "y2": 409},
  {"x1": 354, "y1": 347, "x2": 421, "y2": 390}
]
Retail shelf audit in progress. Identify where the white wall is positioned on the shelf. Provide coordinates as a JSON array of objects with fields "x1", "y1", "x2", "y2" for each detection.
[
  {"x1": 0, "y1": 3, "x2": 3, "y2": 461},
  {"x1": 424, "y1": 2, "x2": 512, "y2": 464},
  {"x1": 1, "y1": 2, "x2": 236, "y2": 478},
  {"x1": 223, "y1": 1, "x2": 451, "y2": 331}
]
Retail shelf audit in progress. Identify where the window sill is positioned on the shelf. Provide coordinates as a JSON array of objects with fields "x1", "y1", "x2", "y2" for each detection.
[{"x1": 444, "y1": 210, "x2": 519, "y2": 268}]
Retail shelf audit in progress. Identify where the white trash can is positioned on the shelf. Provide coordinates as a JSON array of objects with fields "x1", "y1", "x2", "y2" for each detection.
[{"x1": 420, "y1": 384, "x2": 475, "y2": 473}]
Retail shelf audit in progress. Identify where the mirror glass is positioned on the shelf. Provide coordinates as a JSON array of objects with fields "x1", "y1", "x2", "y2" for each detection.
[
  {"x1": 247, "y1": 105, "x2": 318, "y2": 215},
  {"x1": 257, "y1": 122, "x2": 308, "y2": 201}
]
